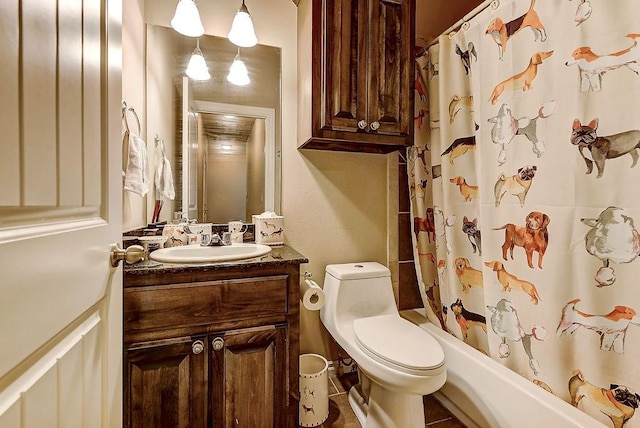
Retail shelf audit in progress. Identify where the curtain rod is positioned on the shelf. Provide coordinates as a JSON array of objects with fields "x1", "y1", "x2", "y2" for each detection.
[{"x1": 420, "y1": 0, "x2": 500, "y2": 52}]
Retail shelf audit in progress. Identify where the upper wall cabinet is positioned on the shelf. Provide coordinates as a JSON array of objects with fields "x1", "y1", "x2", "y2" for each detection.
[{"x1": 297, "y1": 0, "x2": 415, "y2": 154}]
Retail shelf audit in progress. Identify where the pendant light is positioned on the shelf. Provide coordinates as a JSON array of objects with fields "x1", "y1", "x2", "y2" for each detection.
[
  {"x1": 186, "y1": 39, "x2": 210, "y2": 80},
  {"x1": 171, "y1": 0, "x2": 204, "y2": 37},
  {"x1": 227, "y1": 0, "x2": 257, "y2": 47},
  {"x1": 227, "y1": 48, "x2": 250, "y2": 86}
]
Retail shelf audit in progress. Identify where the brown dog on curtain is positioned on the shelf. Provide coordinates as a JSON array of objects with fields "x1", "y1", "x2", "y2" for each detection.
[
  {"x1": 485, "y1": 0, "x2": 548, "y2": 60},
  {"x1": 493, "y1": 211, "x2": 550, "y2": 269},
  {"x1": 489, "y1": 51, "x2": 554, "y2": 104}
]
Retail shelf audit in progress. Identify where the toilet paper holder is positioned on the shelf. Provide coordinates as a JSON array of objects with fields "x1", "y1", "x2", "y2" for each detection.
[{"x1": 300, "y1": 271, "x2": 325, "y2": 311}]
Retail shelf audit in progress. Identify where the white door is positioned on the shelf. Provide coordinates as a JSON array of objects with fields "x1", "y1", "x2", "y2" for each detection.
[{"x1": 0, "y1": 1, "x2": 122, "y2": 427}]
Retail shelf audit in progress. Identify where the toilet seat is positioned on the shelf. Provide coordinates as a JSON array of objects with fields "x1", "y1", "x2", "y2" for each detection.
[{"x1": 353, "y1": 315, "x2": 445, "y2": 376}]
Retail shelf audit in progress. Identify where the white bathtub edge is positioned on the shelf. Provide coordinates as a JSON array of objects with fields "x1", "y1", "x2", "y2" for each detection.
[{"x1": 401, "y1": 309, "x2": 607, "y2": 428}]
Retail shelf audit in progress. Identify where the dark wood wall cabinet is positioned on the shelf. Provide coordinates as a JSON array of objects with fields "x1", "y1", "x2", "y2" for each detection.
[
  {"x1": 297, "y1": 0, "x2": 415, "y2": 154},
  {"x1": 123, "y1": 248, "x2": 307, "y2": 428}
]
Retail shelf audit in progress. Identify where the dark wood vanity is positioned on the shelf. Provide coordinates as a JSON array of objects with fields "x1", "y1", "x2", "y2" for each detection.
[{"x1": 123, "y1": 245, "x2": 307, "y2": 427}]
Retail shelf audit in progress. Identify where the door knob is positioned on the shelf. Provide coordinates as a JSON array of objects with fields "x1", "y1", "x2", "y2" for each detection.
[
  {"x1": 110, "y1": 244, "x2": 145, "y2": 267},
  {"x1": 370, "y1": 121, "x2": 380, "y2": 131},
  {"x1": 357, "y1": 120, "x2": 368, "y2": 130},
  {"x1": 192, "y1": 340, "x2": 205, "y2": 355}
]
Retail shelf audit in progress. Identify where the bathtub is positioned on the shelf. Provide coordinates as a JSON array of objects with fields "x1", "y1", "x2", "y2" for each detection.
[{"x1": 401, "y1": 309, "x2": 607, "y2": 428}]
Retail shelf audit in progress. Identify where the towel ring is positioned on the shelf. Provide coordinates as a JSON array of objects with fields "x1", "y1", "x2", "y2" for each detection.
[{"x1": 122, "y1": 101, "x2": 141, "y2": 135}]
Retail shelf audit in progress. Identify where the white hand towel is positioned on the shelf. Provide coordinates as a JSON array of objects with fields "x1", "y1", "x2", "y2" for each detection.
[
  {"x1": 154, "y1": 139, "x2": 175, "y2": 200},
  {"x1": 123, "y1": 132, "x2": 150, "y2": 196}
]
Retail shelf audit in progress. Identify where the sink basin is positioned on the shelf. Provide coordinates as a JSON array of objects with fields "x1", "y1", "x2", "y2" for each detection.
[{"x1": 149, "y1": 243, "x2": 272, "y2": 263}]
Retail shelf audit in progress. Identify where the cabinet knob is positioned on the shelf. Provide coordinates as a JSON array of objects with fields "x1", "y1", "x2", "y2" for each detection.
[
  {"x1": 212, "y1": 337, "x2": 224, "y2": 351},
  {"x1": 370, "y1": 121, "x2": 380, "y2": 131},
  {"x1": 357, "y1": 120, "x2": 368, "y2": 130},
  {"x1": 192, "y1": 340, "x2": 205, "y2": 355}
]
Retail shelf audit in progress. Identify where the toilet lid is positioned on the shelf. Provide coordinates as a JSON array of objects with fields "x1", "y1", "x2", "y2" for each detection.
[{"x1": 353, "y1": 315, "x2": 444, "y2": 375}]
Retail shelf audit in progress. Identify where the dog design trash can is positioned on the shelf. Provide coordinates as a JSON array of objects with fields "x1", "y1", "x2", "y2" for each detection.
[{"x1": 299, "y1": 354, "x2": 329, "y2": 427}]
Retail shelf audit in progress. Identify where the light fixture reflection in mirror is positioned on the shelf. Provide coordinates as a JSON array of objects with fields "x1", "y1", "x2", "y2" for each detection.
[
  {"x1": 145, "y1": 25, "x2": 281, "y2": 224},
  {"x1": 227, "y1": 49, "x2": 250, "y2": 86},
  {"x1": 186, "y1": 40, "x2": 211, "y2": 80}
]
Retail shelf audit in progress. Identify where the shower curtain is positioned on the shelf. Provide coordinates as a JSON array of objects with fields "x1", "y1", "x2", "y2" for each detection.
[{"x1": 410, "y1": 0, "x2": 640, "y2": 426}]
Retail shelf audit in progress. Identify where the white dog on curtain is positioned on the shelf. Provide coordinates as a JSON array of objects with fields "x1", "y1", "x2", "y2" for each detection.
[{"x1": 488, "y1": 101, "x2": 556, "y2": 165}]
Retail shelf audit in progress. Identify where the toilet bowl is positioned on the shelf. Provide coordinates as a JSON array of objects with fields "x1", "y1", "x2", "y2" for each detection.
[{"x1": 319, "y1": 262, "x2": 446, "y2": 428}]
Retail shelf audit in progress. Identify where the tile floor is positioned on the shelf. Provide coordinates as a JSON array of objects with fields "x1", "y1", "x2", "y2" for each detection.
[{"x1": 300, "y1": 372, "x2": 467, "y2": 428}]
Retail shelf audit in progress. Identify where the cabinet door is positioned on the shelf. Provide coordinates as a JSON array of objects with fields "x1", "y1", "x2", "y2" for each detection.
[
  {"x1": 210, "y1": 326, "x2": 287, "y2": 428},
  {"x1": 367, "y1": 0, "x2": 414, "y2": 137},
  {"x1": 321, "y1": 0, "x2": 369, "y2": 133},
  {"x1": 125, "y1": 337, "x2": 207, "y2": 428}
]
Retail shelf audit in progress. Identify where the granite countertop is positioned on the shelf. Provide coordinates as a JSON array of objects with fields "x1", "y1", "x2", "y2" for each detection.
[{"x1": 123, "y1": 244, "x2": 308, "y2": 276}]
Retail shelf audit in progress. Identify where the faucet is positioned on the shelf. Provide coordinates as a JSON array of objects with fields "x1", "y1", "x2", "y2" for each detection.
[{"x1": 201, "y1": 232, "x2": 232, "y2": 246}]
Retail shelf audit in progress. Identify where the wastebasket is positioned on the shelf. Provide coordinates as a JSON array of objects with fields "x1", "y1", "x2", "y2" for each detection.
[{"x1": 299, "y1": 353, "x2": 329, "y2": 427}]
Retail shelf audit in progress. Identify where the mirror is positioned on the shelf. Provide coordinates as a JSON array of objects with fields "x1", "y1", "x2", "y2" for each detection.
[{"x1": 146, "y1": 24, "x2": 281, "y2": 224}]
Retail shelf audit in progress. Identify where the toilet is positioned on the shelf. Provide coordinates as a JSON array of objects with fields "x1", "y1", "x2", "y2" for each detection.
[{"x1": 320, "y1": 262, "x2": 446, "y2": 428}]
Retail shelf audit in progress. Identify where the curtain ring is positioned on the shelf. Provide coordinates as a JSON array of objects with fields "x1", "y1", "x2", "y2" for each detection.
[
  {"x1": 491, "y1": 0, "x2": 500, "y2": 10},
  {"x1": 447, "y1": 31, "x2": 457, "y2": 40},
  {"x1": 461, "y1": 21, "x2": 470, "y2": 31}
]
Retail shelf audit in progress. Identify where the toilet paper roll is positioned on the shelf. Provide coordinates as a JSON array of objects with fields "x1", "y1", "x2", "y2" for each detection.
[{"x1": 300, "y1": 279, "x2": 325, "y2": 311}]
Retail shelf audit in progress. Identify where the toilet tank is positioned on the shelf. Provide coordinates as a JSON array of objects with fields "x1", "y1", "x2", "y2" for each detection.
[{"x1": 322, "y1": 262, "x2": 399, "y2": 321}]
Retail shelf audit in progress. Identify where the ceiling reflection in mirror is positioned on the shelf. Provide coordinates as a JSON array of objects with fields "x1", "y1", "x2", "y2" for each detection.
[{"x1": 146, "y1": 24, "x2": 281, "y2": 225}]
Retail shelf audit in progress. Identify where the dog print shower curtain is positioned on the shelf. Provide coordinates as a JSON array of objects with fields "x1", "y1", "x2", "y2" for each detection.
[{"x1": 410, "y1": 0, "x2": 640, "y2": 426}]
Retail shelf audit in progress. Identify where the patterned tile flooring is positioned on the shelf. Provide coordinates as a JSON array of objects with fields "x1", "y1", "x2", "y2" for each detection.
[{"x1": 300, "y1": 372, "x2": 467, "y2": 428}]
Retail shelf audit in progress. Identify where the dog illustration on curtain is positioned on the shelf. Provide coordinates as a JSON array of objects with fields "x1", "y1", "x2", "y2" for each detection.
[
  {"x1": 487, "y1": 299, "x2": 546, "y2": 374},
  {"x1": 565, "y1": 33, "x2": 640, "y2": 92},
  {"x1": 448, "y1": 95, "x2": 473, "y2": 124},
  {"x1": 494, "y1": 165, "x2": 537, "y2": 207},
  {"x1": 569, "y1": 369, "x2": 640, "y2": 428},
  {"x1": 557, "y1": 299, "x2": 640, "y2": 353},
  {"x1": 489, "y1": 51, "x2": 554, "y2": 104},
  {"x1": 455, "y1": 43, "x2": 477, "y2": 74},
  {"x1": 450, "y1": 298, "x2": 487, "y2": 339},
  {"x1": 449, "y1": 176, "x2": 479, "y2": 201},
  {"x1": 434, "y1": 206, "x2": 455, "y2": 254},
  {"x1": 414, "y1": 208, "x2": 436, "y2": 242},
  {"x1": 488, "y1": 101, "x2": 556, "y2": 165},
  {"x1": 493, "y1": 211, "x2": 550, "y2": 269},
  {"x1": 570, "y1": 119, "x2": 640, "y2": 178},
  {"x1": 485, "y1": 0, "x2": 548, "y2": 60},
  {"x1": 484, "y1": 261, "x2": 541, "y2": 304},
  {"x1": 581, "y1": 206, "x2": 640, "y2": 286},
  {"x1": 441, "y1": 136, "x2": 476, "y2": 164},
  {"x1": 454, "y1": 257, "x2": 483, "y2": 293}
]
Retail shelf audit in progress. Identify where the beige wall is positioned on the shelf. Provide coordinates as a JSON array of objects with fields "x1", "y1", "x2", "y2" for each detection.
[
  {"x1": 146, "y1": 25, "x2": 179, "y2": 224},
  {"x1": 122, "y1": 0, "x2": 147, "y2": 231}
]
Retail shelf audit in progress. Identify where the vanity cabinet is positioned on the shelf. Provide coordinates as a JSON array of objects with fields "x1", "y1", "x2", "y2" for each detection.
[
  {"x1": 123, "y1": 248, "x2": 307, "y2": 428},
  {"x1": 126, "y1": 336, "x2": 208, "y2": 427},
  {"x1": 297, "y1": 0, "x2": 415, "y2": 154},
  {"x1": 210, "y1": 326, "x2": 286, "y2": 427}
]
